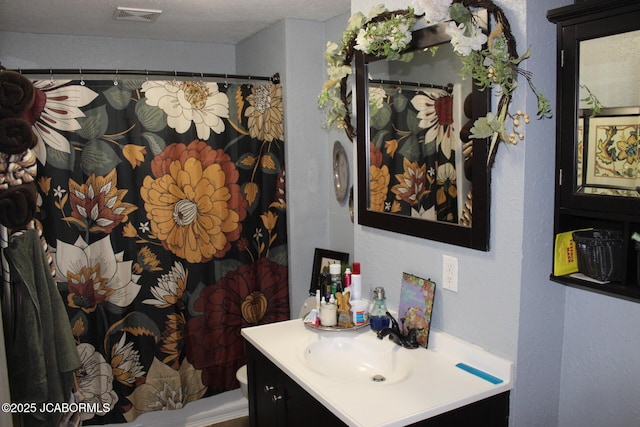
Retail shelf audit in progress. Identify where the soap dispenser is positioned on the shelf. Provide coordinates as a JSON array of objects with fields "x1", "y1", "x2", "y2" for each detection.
[{"x1": 370, "y1": 287, "x2": 390, "y2": 331}]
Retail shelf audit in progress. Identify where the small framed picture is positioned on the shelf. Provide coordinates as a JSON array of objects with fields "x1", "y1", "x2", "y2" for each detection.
[
  {"x1": 309, "y1": 248, "x2": 350, "y2": 295},
  {"x1": 398, "y1": 272, "x2": 436, "y2": 348},
  {"x1": 584, "y1": 111, "x2": 640, "y2": 193}
]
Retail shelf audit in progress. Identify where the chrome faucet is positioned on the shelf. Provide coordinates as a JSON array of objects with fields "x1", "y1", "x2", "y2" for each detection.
[{"x1": 376, "y1": 311, "x2": 421, "y2": 349}]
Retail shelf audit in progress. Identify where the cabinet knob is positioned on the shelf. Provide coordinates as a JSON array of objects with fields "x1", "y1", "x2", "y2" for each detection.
[
  {"x1": 271, "y1": 394, "x2": 284, "y2": 403},
  {"x1": 263, "y1": 385, "x2": 275, "y2": 392}
]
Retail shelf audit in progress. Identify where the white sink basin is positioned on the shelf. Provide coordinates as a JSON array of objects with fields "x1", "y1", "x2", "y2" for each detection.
[{"x1": 302, "y1": 334, "x2": 412, "y2": 384}]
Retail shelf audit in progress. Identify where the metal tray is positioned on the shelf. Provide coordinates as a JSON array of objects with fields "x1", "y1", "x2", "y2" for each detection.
[{"x1": 304, "y1": 320, "x2": 369, "y2": 332}]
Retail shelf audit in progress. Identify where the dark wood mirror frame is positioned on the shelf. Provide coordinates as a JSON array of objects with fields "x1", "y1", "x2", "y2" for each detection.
[{"x1": 355, "y1": 22, "x2": 491, "y2": 251}]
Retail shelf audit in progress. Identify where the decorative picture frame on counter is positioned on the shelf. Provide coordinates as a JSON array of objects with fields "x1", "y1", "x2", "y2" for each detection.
[
  {"x1": 398, "y1": 272, "x2": 436, "y2": 349},
  {"x1": 309, "y1": 248, "x2": 349, "y2": 295}
]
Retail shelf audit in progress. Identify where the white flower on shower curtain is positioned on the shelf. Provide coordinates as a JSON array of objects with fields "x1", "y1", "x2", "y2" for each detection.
[
  {"x1": 76, "y1": 343, "x2": 118, "y2": 421},
  {"x1": 142, "y1": 261, "x2": 188, "y2": 308},
  {"x1": 410, "y1": 89, "x2": 451, "y2": 145},
  {"x1": 53, "y1": 235, "x2": 141, "y2": 312},
  {"x1": 142, "y1": 80, "x2": 229, "y2": 140},
  {"x1": 27, "y1": 80, "x2": 99, "y2": 165}
]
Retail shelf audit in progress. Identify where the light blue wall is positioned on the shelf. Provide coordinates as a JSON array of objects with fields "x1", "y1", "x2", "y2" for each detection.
[
  {"x1": 0, "y1": 31, "x2": 235, "y2": 72},
  {"x1": 558, "y1": 291, "x2": 640, "y2": 426},
  {"x1": 324, "y1": 13, "x2": 356, "y2": 261}
]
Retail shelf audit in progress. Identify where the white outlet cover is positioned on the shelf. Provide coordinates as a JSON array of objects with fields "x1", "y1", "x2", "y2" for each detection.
[{"x1": 442, "y1": 254, "x2": 458, "y2": 293}]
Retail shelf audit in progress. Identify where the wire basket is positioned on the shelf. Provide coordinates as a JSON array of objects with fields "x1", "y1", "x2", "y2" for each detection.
[{"x1": 572, "y1": 229, "x2": 624, "y2": 282}]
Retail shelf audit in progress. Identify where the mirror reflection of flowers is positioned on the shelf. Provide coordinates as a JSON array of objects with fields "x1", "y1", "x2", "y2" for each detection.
[{"x1": 319, "y1": 0, "x2": 553, "y2": 167}]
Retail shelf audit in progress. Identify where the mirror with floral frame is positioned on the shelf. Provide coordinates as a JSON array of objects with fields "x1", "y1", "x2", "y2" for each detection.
[
  {"x1": 319, "y1": 1, "x2": 552, "y2": 250},
  {"x1": 356, "y1": 18, "x2": 490, "y2": 249}
]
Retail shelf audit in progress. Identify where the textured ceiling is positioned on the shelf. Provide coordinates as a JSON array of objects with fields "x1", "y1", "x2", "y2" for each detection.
[{"x1": 0, "y1": 0, "x2": 351, "y2": 44}]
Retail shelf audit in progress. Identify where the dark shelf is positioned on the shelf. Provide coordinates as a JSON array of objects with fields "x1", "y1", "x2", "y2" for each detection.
[
  {"x1": 550, "y1": 274, "x2": 640, "y2": 303},
  {"x1": 548, "y1": 0, "x2": 640, "y2": 304}
]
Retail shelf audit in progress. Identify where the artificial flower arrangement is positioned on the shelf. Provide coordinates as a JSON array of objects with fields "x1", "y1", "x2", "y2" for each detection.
[{"x1": 318, "y1": 0, "x2": 552, "y2": 166}]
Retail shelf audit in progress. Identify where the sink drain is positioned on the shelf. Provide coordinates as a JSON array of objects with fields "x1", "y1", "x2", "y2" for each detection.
[{"x1": 371, "y1": 374, "x2": 386, "y2": 382}]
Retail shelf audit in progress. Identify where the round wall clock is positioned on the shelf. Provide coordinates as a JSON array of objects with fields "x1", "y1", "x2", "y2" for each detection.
[{"x1": 333, "y1": 141, "x2": 349, "y2": 204}]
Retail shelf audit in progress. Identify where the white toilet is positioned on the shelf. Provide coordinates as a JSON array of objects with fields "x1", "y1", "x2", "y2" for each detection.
[{"x1": 236, "y1": 365, "x2": 248, "y2": 398}]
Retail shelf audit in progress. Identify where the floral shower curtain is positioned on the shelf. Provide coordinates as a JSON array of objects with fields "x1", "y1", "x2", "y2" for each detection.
[
  {"x1": 25, "y1": 76, "x2": 290, "y2": 424},
  {"x1": 368, "y1": 84, "x2": 458, "y2": 223}
]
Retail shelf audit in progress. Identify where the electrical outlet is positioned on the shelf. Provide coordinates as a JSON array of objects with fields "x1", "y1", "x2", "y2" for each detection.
[{"x1": 442, "y1": 255, "x2": 458, "y2": 293}]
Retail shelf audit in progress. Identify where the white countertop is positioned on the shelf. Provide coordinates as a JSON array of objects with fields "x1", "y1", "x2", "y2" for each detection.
[{"x1": 242, "y1": 319, "x2": 513, "y2": 427}]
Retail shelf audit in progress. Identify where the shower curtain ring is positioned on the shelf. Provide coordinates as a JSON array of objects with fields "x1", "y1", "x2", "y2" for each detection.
[
  {"x1": 114, "y1": 69, "x2": 119, "y2": 86},
  {"x1": 50, "y1": 68, "x2": 54, "y2": 84},
  {"x1": 79, "y1": 68, "x2": 85, "y2": 86},
  {"x1": 224, "y1": 73, "x2": 228, "y2": 88},
  {"x1": 145, "y1": 69, "x2": 149, "y2": 82}
]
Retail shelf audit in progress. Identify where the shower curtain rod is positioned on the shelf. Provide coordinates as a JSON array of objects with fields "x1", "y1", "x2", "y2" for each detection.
[
  {"x1": 370, "y1": 78, "x2": 453, "y2": 93},
  {"x1": 12, "y1": 68, "x2": 280, "y2": 84}
]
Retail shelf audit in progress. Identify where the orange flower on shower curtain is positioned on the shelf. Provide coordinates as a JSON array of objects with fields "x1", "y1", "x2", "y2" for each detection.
[
  {"x1": 140, "y1": 140, "x2": 248, "y2": 263},
  {"x1": 65, "y1": 169, "x2": 138, "y2": 234},
  {"x1": 391, "y1": 157, "x2": 432, "y2": 207},
  {"x1": 245, "y1": 84, "x2": 284, "y2": 142}
]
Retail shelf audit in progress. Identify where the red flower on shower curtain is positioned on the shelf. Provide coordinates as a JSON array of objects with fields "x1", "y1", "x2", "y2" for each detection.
[{"x1": 184, "y1": 257, "x2": 289, "y2": 390}]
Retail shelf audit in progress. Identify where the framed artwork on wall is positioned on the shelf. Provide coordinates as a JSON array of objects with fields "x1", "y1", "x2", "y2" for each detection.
[{"x1": 584, "y1": 113, "x2": 640, "y2": 192}]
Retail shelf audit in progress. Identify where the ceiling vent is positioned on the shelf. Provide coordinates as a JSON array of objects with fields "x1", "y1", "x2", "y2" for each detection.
[{"x1": 113, "y1": 7, "x2": 162, "y2": 23}]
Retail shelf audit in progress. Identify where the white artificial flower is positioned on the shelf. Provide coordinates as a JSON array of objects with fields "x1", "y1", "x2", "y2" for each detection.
[
  {"x1": 346, "y1": 12, "x2": 367, "y2": 32},
  {"x1": 325, "y1": 41, "x2": 339, "y2": 59},
  {"x1": 412, "y1": 0, "x2": 453, "y2": 23},
  {"x1": 368, "y1": 87, "x2": 387, "y2": 112},
  {"x1": 367, "y1": 4, "x2": 387, "y2": 20},
  {"x1": 327, "y1": 64, "x2": 352, "y2": 81},
  {"x1": 445, "y1": 21, "x2": 488, "y2": 56},
  {"x1": 354, "y1": 28, "x2": 372, "y2": 52}
]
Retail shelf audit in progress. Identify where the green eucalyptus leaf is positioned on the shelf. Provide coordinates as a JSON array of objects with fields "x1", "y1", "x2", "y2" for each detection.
[
  {"x1": 76, "y1": 105, "x2": 108, "y2": 140},
  {"x1": 103, "y1": 86, "x2": 132, "y2": 110},
  {"x1": 422, "y1": 138, "x2": 437, "y2": 157},
  {"x1": 372, "y1": 129, "x2": 391, "y2": 149},
  {"x1": 121, "y1": 79, "x2": 144, "y2": 90},
  {"x1": 398, "y1": 137, "x2": 422, "y2": 161},
  {"x1": 135, "y1": 100, "x2": 167, "y2": 132},
  {"x1": 406, "y1": 110, "x2": 421, "y2": 135},
  {"x1": 81, "y1": 139, "x2": 122, "y2": 175},
  {"x1": 268, "y1": 245, "x2": 289, "y2": 266},
  {"x1": 392, "y1": 92, "x2": 408, "y2": 113},
  {"x1": 45, "y1": 145, "x2": 75, "y2": 171},
  {"x1": 450, "y1": 3, "x2": 472, "y2": 24},
  {"x1": 141, "y1": 132, "x2": 166, "y2": 156},
  {"x1": 370, "y1": 103, "x2": 391, "y2": 129}
]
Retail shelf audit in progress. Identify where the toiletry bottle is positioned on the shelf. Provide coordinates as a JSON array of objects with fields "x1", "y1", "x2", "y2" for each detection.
[
  {"x1": 370, "y1": 287, "x2": 390, "y2": 331},
  {"x1": 319, "y1": 271, "x2": 331, "y2": 302},
  {"x1": 343, "y1": 267, "x2": 352, "y2": 290},
  {"x1": 351, "y1": 262, "x2": 362, "y2": 301},
  {"x1": 320, "y1": 295, "x2": 337, "y2": 327},
  {"x1": 329, "y1": 263, "x2": 342, "y2": 296}
]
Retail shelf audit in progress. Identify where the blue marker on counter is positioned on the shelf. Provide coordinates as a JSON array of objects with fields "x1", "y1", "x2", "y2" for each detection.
[{"x1": 455, "y1": 363, "x2": 503, "y2": 385}]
